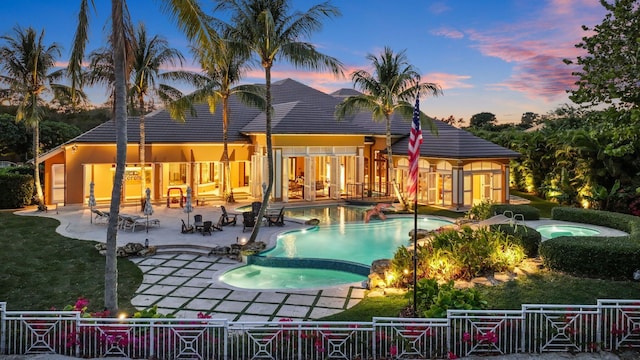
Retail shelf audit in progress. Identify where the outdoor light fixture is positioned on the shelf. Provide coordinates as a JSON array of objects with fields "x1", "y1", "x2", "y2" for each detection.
[
  {"x1": 71, "y1": 144, "x2": 78, "y2": 153},
  {"x1": 237, "y1": 237, "x2": 247, "y2": 245},
  {"x1": 144, "y1": 239, "x2": 149, "y2": 248}
]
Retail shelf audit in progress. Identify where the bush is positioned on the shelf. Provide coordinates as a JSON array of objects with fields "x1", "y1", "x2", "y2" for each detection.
[
  {"x1": 406, "y1": 278, "x2": 487, "y2": 318},
  {"x1": 0, "y1": 173, "x2": 33, "y2": 209},
  {"x1": 540, "y1": 236, "x2": 640, "y2": 280},
  {"x1": 390, "y1": 227, "x2": 526, "y2": 284},
  {"x1": 551, "y1": 207, "x2": 638, "y2": 234},
  {"x1": 540, "y1": 207, "x2": 640, "y2": 280},
  {"x1": 491, "y1": 204, "x2": 540, "y2": 220},
  {"x1": 491, "y1": 224, "x2": 541, "y2": 257}
]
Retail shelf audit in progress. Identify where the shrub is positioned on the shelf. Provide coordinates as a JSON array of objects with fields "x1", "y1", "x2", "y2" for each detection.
[
  {"x1": 0, "y1": 172, "x2": 33, "y2": 209},
  {"x1": 491, "y1": 224, "x2": 541, "y2": 258},
  {"x1": 406, "y1": 278, "x2": 488, "y2": 318},
  {"x1": 490, "y1": 204, "x2": 540, "y2": 220},
  {"x1": 466, "y1": 199, "x2": 495, "y2": 220},
  {"x1": 540, "y1": 207, "x2": 640, "y2": 280},
  {"x1": 390, "y1": 227, "x2": 526, "y2": 284},
  {"x1": 551, "y1": 207, "x2": 638, "y2": 234},
  {"x1": 540, "y1": 236, "x2": 640, "y2": 280}
]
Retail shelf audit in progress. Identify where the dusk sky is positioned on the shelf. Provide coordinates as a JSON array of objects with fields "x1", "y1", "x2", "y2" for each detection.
[{"x1": 1, "y1": 1, "x2": 606, "y2": 124}]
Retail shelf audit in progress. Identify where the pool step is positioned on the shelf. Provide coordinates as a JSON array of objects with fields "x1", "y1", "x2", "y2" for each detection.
[{"x1": 154, "y1": 244, "x2": 214, "y2": 256}]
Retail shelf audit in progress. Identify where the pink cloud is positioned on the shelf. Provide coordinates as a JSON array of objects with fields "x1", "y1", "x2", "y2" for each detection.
[
  {"x1": 424, "y1": 73, "x2": 472, "y2": 90},
  {"x1": 466, "y1": 0, "x2": 606, "y2": 101},
  {"x1": 431, "y1": 27, "x2": 464, "y2": 39}
]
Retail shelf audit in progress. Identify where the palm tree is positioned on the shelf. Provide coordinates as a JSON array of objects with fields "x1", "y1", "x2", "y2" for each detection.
[
  {"x1": 160, "y1": 34, "x2": 265, "y2": 202},
  {"x1": 0, "y1": 26, "x2": 84, "y2": 207},
  {"x1": 130, "y1": 23, "x2": 185, "y2": 199},
  {"x1": 335, "y1": 47, "x2": 442, "y2": 209},
  {"x1": 70, "y1": 0, "x2": 215, "y2": 313},
  {"x1": 215, "y1": 0, "x2": 344, "y2": 243}
]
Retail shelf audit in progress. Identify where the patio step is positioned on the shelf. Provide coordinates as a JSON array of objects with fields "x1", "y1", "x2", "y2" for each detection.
[{"x1": 154, "y1": 244, "x2": 213, "y2": 256}]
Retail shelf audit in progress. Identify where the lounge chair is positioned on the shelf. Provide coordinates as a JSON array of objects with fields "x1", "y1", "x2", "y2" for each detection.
[
  {"x1": 200, "y1": 221, "x2": 213, "y2": 236},
  {"x1": 181, "y1": 219, "x2": 194, "y2": 234},
  {"x1": 220, "y1": 206, "x2": 237, "y2": 226},
  {"x1": 242, "y1": 211, "x2": 256, "y2": 232},
  {"x1": 92, "y1": 209, "x2": 110, "y2": 224},
  {"x1": 266, "y1": 207, "x2": 285, "y2": 226}
]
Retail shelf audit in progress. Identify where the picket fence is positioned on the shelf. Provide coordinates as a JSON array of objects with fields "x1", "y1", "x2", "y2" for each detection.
[{"x1": 1, "y1": 299, "x2": 639, "y2": 359}]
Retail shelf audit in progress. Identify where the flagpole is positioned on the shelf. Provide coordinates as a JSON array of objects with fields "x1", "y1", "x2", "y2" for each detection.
[
  {"x1": 413, "y1": 182, "x2": 418, "y2": 316},
  {"x1": 408, "y1": 94, "x2": 422, "y2": 317}
]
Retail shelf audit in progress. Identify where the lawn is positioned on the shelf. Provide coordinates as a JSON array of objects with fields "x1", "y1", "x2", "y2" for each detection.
[
  {"x1": 0, "y1": 210, "x2": 142, "y2": 313},
  {"x1": 1, "y1": 197, "x2": 640, "y2": 321}
]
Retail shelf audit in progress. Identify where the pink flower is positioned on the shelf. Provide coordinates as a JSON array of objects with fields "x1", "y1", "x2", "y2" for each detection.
[
  {"x1": 74, "y1": 297, "x2": 89, "y2": 312},
  {"x1": 390, "y1": 345, "x2": 398, "y2": 356},
  {"x1": 448, "y1": 351, "x2": 459, "y2": 359}
]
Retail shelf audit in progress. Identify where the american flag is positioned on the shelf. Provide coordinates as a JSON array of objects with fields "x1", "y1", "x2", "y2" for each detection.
[{"x1": 407, "y1": 96, "x2": 422, "y2": 201}]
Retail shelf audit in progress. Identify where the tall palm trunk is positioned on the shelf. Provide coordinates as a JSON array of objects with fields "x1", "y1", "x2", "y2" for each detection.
[
  {"x1": 249, "y1": 65, "x2": 273, "y2": 243},
  {"x1": 105, "y1": 0, "x2": 128, "y2": 313},
  {"x1": 139, "y1": 93, "x2": 146, "y2": 200},
  {"x1": 32, "y1": 120, "x2": 44, "y2": 206},
  {"x1": 222, "y1": 96, "x2": 233, "y2": 202},
  {"x1": 385, "y1": 115, "x2": 407, "y2": 209}
]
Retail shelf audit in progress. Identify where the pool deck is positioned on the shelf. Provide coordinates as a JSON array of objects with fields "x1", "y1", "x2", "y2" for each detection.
[
  {"x1": 15, "y1": 202, "x2": 630, "y2": 320},
  {"x1": 16, "y1": 200, "x2": 368, "y2": 321}
]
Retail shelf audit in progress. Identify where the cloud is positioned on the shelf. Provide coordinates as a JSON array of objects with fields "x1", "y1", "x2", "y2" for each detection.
[
  {"x1": 429, "y1": 2, "x2": 451, "y2": 15},
  {"x1": 425, "y1": 73, "x2": 473, "y2": 91},
  {"x1": 465, "y1": 0, "x2": 605, "y2": 101},
  {"x1": 431, "y1": 27, "x2": 464, "y2": 39}
]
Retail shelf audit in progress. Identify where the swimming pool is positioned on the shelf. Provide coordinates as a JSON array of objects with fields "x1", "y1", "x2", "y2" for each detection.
[
  {"x1": 218, "y1": 265, "x2": 366, "y2": 290},
  {"x1": 219, "y1": 215, "x2": 454, "y2": 289},
  {"x1": 535, "y1": 224, "x2": 601, "y2": 239}
]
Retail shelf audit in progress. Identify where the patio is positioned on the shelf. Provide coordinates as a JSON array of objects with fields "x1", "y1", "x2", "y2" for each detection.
[{"x1": 16, "y1": 201, "x2": 367, "y2": 321}]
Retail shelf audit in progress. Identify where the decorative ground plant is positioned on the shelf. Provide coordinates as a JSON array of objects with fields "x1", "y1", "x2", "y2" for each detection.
[
  {"x1": 405, "y1": 278, "x2": 488, "y2": 318},
  {"x1": 390, "y1": 227, "x2": 526, "y2": 286}
]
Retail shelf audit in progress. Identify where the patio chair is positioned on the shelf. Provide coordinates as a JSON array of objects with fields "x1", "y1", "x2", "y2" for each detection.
[
  {"x1": 266, "y1": 207, "x2": 285, "y2": 227},
  {"x1": 92, "y1": 209, "x2": 110, "y2": 224},
  {"x1": 251, "y1": 201, "x2": 262, "y2": 216},
  {"x1": 220, "y1": 206, "x2": 237, "y2": 226},
  {"x1": 200, "y1": 221, "x2": 213, "y2": 236},
  {"x1": 242, "y1": 211, "x2": 256, "y2": 233},
  {"x1": 181, "y1": 219, "x2": 194, "y2": 234}
]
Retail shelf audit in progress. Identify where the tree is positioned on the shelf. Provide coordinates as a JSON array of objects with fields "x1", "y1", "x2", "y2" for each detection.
[
  {"x1": 441, "y1": 115, "x2": 464, "y2": 127},
  {"x1": 520, "y1": 112, "x2": 539, "y2": 129},
  {"x1": 566, "y1": 0, "x2": 640, "y2": 110},
  {"x1": 161, "y1": 29, "x2": 265, "y2": 202},
  {"x1": 216, "y1": 0, "x2": 344, "y2": 243},
  {"x1": 0, "y1": 26, "x2": 83, "y2": 206},
  {"x1": 469, "y1": 112, "x2": 497, "y2": 129},
  {"x1": 70, "y1": 0, "x2": 214, "y2": 313},
  {"x1": 335, "y1": 47, "x2": 441, "y2": 209},
  {"x1": 130, "y1": 23, "x2": 185, "y2": 200}
]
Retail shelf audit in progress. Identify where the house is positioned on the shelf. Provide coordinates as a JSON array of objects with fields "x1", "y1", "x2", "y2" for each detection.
[{"x1": 40, "y1": 78, "x2": 519, "y2": 210}]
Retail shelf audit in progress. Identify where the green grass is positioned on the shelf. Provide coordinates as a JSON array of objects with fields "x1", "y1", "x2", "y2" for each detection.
[
  {"x1": 510, "y1": 190, "x2": 559, "y2": 218},
  {"x1": 0, "y1": 211, "x2": 142, "y2": 313}
]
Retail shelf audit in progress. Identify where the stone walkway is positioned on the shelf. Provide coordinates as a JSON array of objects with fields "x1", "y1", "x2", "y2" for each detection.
[{"x1": 129, "y1": 252, "x2": 366, "y2": 320}]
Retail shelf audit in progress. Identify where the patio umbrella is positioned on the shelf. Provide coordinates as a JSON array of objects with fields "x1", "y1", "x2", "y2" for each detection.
[
  {"x1": 88, "y1": 181, "x2": 96, "y2": 224},
  {"x1": 184, "y1": 186, "x2": 193, "y2": 227},
  {"x1": 143, "y1": 187, "x2": 154, "y2": 234}
]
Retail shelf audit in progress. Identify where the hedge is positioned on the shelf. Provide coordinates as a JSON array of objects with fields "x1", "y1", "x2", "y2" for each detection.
[
  {"x1": 490, "y1": 204, "x2": 540, "y2": 220},
  {"x1": 539, "y1": 207, "x2": 640, "y2": 280},
  {"x1": 0, "y1": 173, "x2": 33, "y2": 209}
]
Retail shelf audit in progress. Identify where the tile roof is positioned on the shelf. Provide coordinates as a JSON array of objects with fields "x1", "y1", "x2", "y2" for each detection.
[{"x1": 72, "y1": 78, "x2": 519, "y2": 159}]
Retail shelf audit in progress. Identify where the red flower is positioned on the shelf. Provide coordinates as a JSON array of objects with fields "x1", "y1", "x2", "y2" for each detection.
[
  {"x1": 448, "y1": 351, "x2": 459, "y2": 359},
  {"x1": 390, "y1": 345, "x2": 398, "y2": 356}
]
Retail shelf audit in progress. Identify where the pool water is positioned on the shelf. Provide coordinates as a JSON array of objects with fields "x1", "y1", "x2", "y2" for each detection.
[
  {"x1": 219, "y1": 215, "x2": 454, "y2": 290},
  {"x1": 263, "y1": 217, "x2": 453, "y2": 265},
  {"x1": 283, "y1": 205, "x2": 371, "y2": 225},
  {"x1": 219, "y1": 265, "x2": 366, "y2": 290},
  {"x1": 536, "y1": 224, "x2": 600, "y2": 239}
]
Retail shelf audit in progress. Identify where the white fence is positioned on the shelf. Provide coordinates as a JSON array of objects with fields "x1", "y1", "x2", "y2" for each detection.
[{"x1": 1, "y1": 299, "x2": 639, "y2": 359}]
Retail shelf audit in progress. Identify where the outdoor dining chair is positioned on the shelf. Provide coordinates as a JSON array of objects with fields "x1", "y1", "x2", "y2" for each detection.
[
  {"x1": 242, "y1": 211, "x2": 256, "y2": 233},
  {"x1": 266, "y1": 207, "x2": 285, "y2": 226},
  {"x1": 200, "y1": 221, "x2": 213, "y2": 236},
  {"x1": 220, "y1": 206, "x2": 238, "y2": 226}
]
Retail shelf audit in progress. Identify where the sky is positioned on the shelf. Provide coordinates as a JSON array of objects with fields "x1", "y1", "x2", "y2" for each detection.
[{"x1": 1, "y1": 0, "x2": 607, "y2": 124}]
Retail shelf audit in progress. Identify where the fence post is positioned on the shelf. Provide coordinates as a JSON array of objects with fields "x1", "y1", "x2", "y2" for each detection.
[
  {"x1": 149, "y1": 319, "x2": 155, "y2": 358},
  {"x1": 75, "y1": 312, "x2": 81, "y2": 358},
  {"x1": 0, "y1": 302, "x2": 6, "y2": 355}
]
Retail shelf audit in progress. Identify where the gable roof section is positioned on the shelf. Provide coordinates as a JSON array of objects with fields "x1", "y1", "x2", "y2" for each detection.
[{"x1": 391, "y1": 124, "x2": 520, "y2": 159}]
